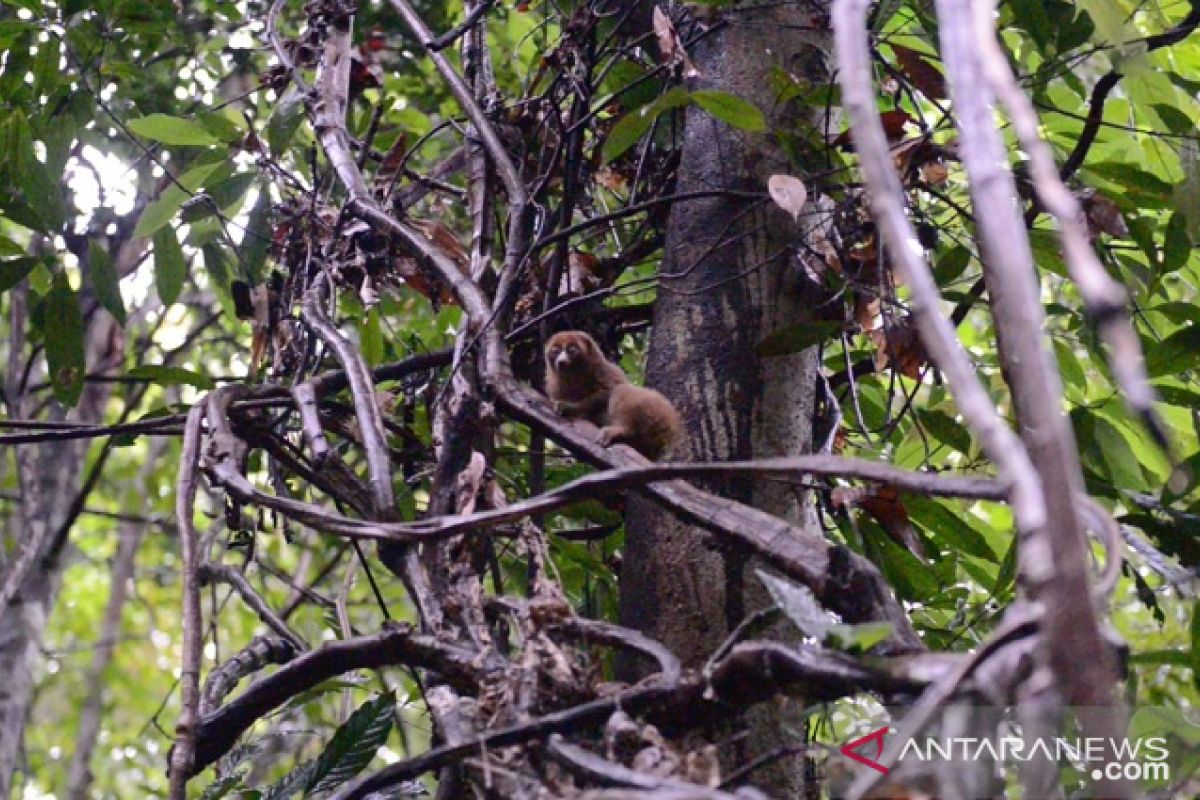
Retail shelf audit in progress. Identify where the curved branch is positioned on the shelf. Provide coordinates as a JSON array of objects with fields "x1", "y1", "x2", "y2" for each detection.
[
  {"x1": 844, "y1": 610, "x2": 1041, "y2": 799},
  {"x1": 545, "y1": 736, "x2": 751, "y2": 799},
  {"x1": 302, "y1": 282, "x2": 393, "y2": 514},
  {"x1": 167, "y1": 404, "x2": 207, "y2": 798},
  {"x1": 385, "y1": 0, "x2": 525, "y2": 208},
  {"x1": 491, "y1": 376, "x2": 925, "y2": 652},
  {"x1": 198, "y1": 563, "x2": 308, "y2": 653},
  {"x1": 326, "y1": 641, "x2": 927, "y2": 800},
  {"x1": 188, "y1": 624, "x2": 497, "y2": 776}
]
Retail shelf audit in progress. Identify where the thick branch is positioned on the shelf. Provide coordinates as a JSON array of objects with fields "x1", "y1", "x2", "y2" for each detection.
[
  {"x1": 934, "y1": 1, "x2": 1129, "y2": 794},
  {"x1": 188, "y1": 624, "x2": 498, "y2": 776},
  {"x1": 307, "y1": 1, "x2": 919, "y2": 653},
  {"x1": 491, "y1": 376, "x2": 924, "y2": 652},
  {"x1": 326, "y1": 641, "x2": 927, "y2": 800}
]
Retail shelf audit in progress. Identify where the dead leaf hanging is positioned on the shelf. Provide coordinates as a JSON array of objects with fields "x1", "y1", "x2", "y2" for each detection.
[{"x1": 768, "y1": 174, "x2": 809, "y2": 221}]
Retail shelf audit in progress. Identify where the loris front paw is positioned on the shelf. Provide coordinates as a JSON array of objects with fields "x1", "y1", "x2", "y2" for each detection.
[
  {"x1": 554, "y1": 400, "x2": 576, "y2": 416},
  {"x1": 597, "y1": 425, "x2": 624, "y2": 447}
]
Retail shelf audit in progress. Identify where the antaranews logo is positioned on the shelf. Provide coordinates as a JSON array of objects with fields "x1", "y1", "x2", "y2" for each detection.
[
  {"x1": 838, "y1": 720, "x2": 1175, "y2": 787},
  {"x1": 840, "y1": 726, "x2": 891, "y2": 774}
]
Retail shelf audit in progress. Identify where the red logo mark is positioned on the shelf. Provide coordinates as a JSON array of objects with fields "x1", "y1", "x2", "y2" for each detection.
[{"x1": 840, "y1": 726, "x2": 890, "y2": 774}]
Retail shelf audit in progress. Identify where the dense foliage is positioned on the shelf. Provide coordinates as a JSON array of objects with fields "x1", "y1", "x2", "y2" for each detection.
[{"x1": 1, "y1": 0, "x2": 1200, "y2": 797}]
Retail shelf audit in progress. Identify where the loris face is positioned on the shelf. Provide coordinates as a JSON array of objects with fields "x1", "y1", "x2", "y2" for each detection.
[{"x1": 545, "y1": 331, "x2": 597, "y2": 373}]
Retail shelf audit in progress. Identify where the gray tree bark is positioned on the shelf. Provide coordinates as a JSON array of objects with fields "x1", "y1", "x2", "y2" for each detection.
[
  {"x1": 0, "y1": 287, "x2": 121, "y2": 798},
  {"x1": 619, "y1": 4, "x2": 832, "y2": 795}
]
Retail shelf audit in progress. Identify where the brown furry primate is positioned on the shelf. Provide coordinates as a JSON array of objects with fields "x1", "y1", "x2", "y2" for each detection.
[{"x1": 545, "y1": 331, "x2": 683, "y2": 460}]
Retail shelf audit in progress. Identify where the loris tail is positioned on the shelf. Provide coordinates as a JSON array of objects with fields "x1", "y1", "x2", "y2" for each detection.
[{"x1": 545, "y1": 330, "x2": 683, "y2": 460}]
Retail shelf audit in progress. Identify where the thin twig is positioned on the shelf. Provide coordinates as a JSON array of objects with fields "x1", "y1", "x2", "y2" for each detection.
[
  {"x1": 975, "y1": 0, "x2": 1168, "y2": 451},
  {"x1": 166, "y1": 404, "x2": 206, "y2": 798},
  {"x1": 831, "y1": 0, "x2": 1045, "y2": 536}
]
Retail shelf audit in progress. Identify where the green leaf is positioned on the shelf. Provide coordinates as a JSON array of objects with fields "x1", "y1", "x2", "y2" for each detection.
[
  {"x1": 305, "y1": 692, "x2": 396, "y2": 795},
  {"x1": 1, "y1": 0, "x2": 41, "y2": 14},
  {"x1": 933, "y1": 245, "x2": 971, "y2": 284},
  {"x1": 1145, "y1": 326, "x2": 1200, "y2": 377},
  {"x1": 1128, "y1": 649, "x2": 1192, "y2": 667},
  {"x1": 181, "y1": 172, "x2": 254, "y2": 223},
  {"x1": 31, "y1": 36, "x2": 58, "y2": 97},
  {"x1": 1154, "y1": 103, "x2": 1194, "y2": 136},
  {"x1": 916, "y1": 408, "x2": 971, "y2": 455},
  {"x1": 1010, "y1": 0, "x2": 1052, "y2": 47},
  {"x1": 1162, "y1": 211, "x2": 1192, "y2": 275},
  {"x1": 601, "y1": 59, "x2": 659, "y2": 111},
  {"x1": 1092, "y1": 415, "x2": 1149, "y2": 491},
  {"x1": 238, "y1": 185, "x2": 274, "y2": 284},
  {"x1": 133, "y1": 159, "x2": 226, "y2": 239},
  {"x1": 992, "y1": 536, "x2": 1018, "y2": 598},
  {"x1": 1054, "y1": 340, "x2": 1087, "y2": 400},
  {"x1": 690, "y1": 89, "x2": 768, "y2": 132},
  {"x1": 825, "y1": 621, "x2": 894, "y2": 653},
  {"x1": 756, "y1": 321, "x2": 841, "y2": 357},
  {"x1": 1177, "y1": 140, "x2": 1200, "y2": 238},
  {"x1": 126, "y1": 365, "x2": 214, "y2": 390},
  {"x1": 43, "y1": 273, "x2": 85, "y2": 406},
  {"x1": 198, "y1": 111, "x2": 243, "y2": 144},
  {"x1": 1191, "y1": 599, "x2": 1200, "y2": 691},
  {"x1": 1152, "y1": 382, "x2": 1200, "y2": 409},
  {"x1": 260, "y1": 762, "x2": 317, "y2": 800},
  {"x1": 869, "y1": 0, "x2": 905, "y2": 33},
  {"x1": 88, "y1": 241, "x2": 125, "y2": 324},
  {"x1": 1078, "y1": 0, "x2": 1134, "y2": 47},
  {"x1": 361, "y1": 308, "x2": 384, "y2": 366},
  {"x1": 1127, "y1": 215, "x2": 1158, "y2": 267},
  {"x1": 9, "y1": 111, "x2": 65, "y2": 233},
  {"x1": 126, "y1": 113, "x2": 221, "y2": 146},
  {"x1": 153, "y1": 224, "x2": 187, "y2": 305},
  {"x1": 0, "y1": 20, "x2": 33, "y2": 50},
  {"x1": 0, "y1": 256, "x2": 37, "y2": 293},
  {"x1": 267, "y1": 87, "x2": 306, "y2": 155},
  {"x1": 907, "y1": 497, "x2": 998, "y2": 562},
  {"x1": 0, "y1": 236, "x2": 24, "y2": 257},
  {"x1": 1087, "y1": 163, "x2": 1174, "y2": 202},
  {"x1": 602, "y1": 87, "x2": 689, "y2": 163}
]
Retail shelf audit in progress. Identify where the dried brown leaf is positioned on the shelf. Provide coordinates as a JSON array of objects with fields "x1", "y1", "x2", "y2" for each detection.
[
  {"x1": 890, "y1": 43, "x2": 947, "y2": 99},
  {"x1": 652, "y1": 6, "x2": 677, "y2": 61},
  {"x1": 768, "y1": 173, "x2": 809, "y2": 221}
]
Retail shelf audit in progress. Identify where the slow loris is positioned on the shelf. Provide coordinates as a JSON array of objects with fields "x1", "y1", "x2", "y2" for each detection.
[{"x1": 545, "y1": 330, "x2": 683, "y2": 461}]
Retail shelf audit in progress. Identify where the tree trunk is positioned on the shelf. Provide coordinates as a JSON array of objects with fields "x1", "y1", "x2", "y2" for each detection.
[
  {"x1": 0, "y1": 288, "x2": 120, "y2": 798},
  {"x1": 619, "y1": 4, "x2": 831, "y2": 795},
  {"x1": 0, "y1": 422, "x2": 105, "y2": 799}
]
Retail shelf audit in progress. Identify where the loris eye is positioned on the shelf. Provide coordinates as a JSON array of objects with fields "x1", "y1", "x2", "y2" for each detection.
[{"x1": 567, "y1": 346, "x2": 578, "y2": 355}]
